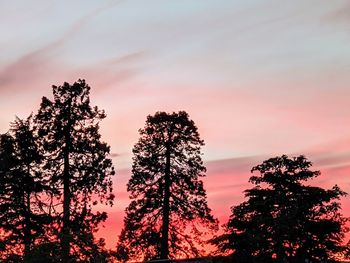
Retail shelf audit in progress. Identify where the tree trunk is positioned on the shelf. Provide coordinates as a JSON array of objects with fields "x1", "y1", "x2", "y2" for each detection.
[
  {"x1": 23, "y1": 165, "x2": 32, "y2": 263},
  {"x1": 62, "y1": 102, "x2": 72, "y2": 263},
  {"x1": 23, "y1": 193, "x2": 31, "y2": 262},
  {"x1": 160, "y1": 140, "x2": 171, "y2": 259}
]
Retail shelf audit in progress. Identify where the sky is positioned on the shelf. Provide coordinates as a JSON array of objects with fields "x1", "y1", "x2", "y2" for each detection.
[{"x1": 1, "y1": 0, "x2": 350, "y2": 250}]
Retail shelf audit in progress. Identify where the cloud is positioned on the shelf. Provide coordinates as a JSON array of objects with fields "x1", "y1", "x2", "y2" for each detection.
[
  {"x1": 69, "y1": 51, "x2": 147, "y2": 95},
  {"x1": 202, "y1": 150, "x2": 350, "y2": 221},
  {"x1": 109, "y1": 152, "x2": 121, "y2": 158},
  {"x1": 107, "y1": 51, "x2": 146, "y2": 66},
  {"x1": 98, "y1": 149, "x2": 350, "y2": 249},
  {"x1": 295, "y1": 136, "x2": 350, "y2": 169},
  {"x1": 312, "y1": 152, "x2": 350, "y2": 169},
  {"x1": 0, "y1": 43, "x2": 62, "y2": 92},
  {"x1": 0, "y1": 0, "x2": 125, "y2": 94},
  {"x1": 323, "y1": 2, "x2": 350, "y2": 26}
]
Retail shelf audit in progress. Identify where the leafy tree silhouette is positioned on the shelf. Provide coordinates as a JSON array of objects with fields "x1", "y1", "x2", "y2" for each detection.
[
  {"x1": 116, "y1": 111, "x2": 218, "y2": 262},
  {"x1": 35, "y1": 79, "x2": 115, "y2": 262},
  {"x1": 0, "y1": 116, "x2": 50, "y2": 262},
  {"x1": 212, "y1": 155, "x2": 348, "y2": 263}
]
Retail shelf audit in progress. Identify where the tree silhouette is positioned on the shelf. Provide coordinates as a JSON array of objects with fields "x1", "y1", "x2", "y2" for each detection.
[
  {"x1": 212, "y1": 155, "x2": 348, "y2": 263},
  {"x1": 0, "y1": 116, "x2": 50, "y2": 262},
  {"x1": 117, "y1": 111, "x2": 217, "y2": 261},
  {"x1": 35, "y1": 80, "x2": 115, "y2": 262},
  {"x1": 0, "y1": 133, "x2": 18, "y2": 260}
]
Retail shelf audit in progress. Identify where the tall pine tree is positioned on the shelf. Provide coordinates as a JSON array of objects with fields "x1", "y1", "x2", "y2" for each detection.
[
  {"x1": 0, "y1": 116, "x2": 49, "y2": 262},
  {"x1": 0, "y1": 133, "x2": 18, "y2": 260},
  {"x1": 117, "y1": 111, "x2": 217, "y2": 261},
  {"x1": 35, "y1": 79, "x2": 115, "y2": 262}
]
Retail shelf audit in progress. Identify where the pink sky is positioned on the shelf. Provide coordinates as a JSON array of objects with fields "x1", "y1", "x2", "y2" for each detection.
[{"x1": 1, "y1": 0, "x2": 350, "y2": 250}]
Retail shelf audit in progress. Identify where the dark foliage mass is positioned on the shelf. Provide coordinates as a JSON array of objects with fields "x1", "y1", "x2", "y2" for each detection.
[
  {"x1": 35, "y1": 80, "x2": 115, "y2": 262},
  {"x1": 0, "y1": 116, "x2": 52, "y2": 262},
  {"x1": 1, "y1": 79, "x2": 350, "y2": 263},
  {"x1": 0, "y1": 80, "x2": 115, "y2": 262},
  {"x1": 212, "y1": 155, "x2": 348, "y2": 263},
  {"x1": 116, "y1": 111, "x2": 218, "y2": 262}
]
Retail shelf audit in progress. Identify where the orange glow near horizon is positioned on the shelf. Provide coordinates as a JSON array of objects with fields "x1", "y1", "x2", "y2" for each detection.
[
  {"x1": 1, "y1": 0, "x2": 350, "y2": 259},
  {"x1": 98, "y1": 155, "x2": 350, "y2": 250}
]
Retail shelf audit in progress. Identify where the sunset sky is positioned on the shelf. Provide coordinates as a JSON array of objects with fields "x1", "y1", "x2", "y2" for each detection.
[{"x1": 1, "y1": 0, "x2": 350, "y2": 249}]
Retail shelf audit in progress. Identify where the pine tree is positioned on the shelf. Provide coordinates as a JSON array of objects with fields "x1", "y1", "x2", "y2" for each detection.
[
  {"x1": 0, "y1": 133, "x2": 17, "y2": 260},
  {"x1": 117, "y1": 111, "x2": 217, "y2": 261},
  {"x1": 0, "y1": 116, "x2": 49, "y2": 262},
  {"x1": 35, "y1": 79, "x2": 115, "y2": 262}
]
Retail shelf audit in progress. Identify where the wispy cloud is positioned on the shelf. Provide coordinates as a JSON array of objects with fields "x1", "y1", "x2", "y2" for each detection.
[
  {"x1": 0, "y1": 0, "x2": 124, "y2": 93},
  {"x1": 69, "y1": 51, "x2": 147, "y2": 94},
  {"x1": 323, "y1": 1, "x2": 350, "y2": 27},
  {"x1": 1, "y1": 0, "x2": 350, "y2": 248}
]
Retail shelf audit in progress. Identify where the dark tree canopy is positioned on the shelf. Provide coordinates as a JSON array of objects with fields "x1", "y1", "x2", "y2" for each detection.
[
  {"x1": 35, "y1": 79, "x2": 115, "y2": 262},
  {"x1": 212, "y1": 155, "x2": 348, "y2": 263},
  {"x1": 117, "y1": 111, "x2": 217, "y2": 261},
  {"x1": 0, "y1": 116, "x2": 49, "y2": 262}
]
